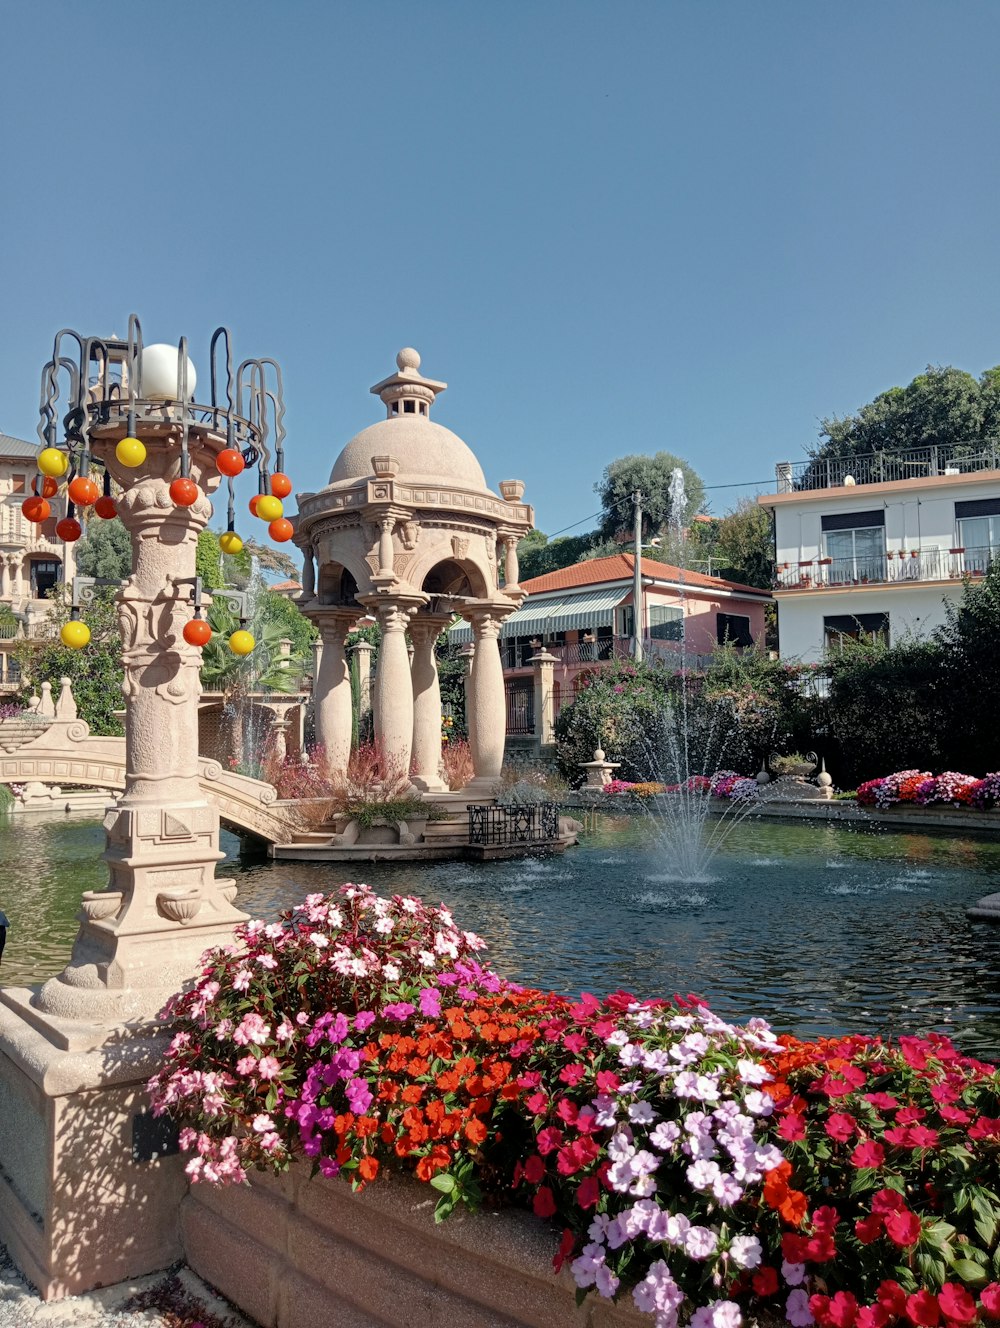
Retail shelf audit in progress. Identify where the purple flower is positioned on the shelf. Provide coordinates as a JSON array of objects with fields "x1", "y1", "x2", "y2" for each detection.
[
  {"x1": 382, "y1": 1001, "x2": 416, "y2": 1022},
  {"x1": 345, "y1": 1076, "x2": 372, "y2": 1114},
  {"x1": 419, "y1": 987, "x2": 442, "y2": 1017}
]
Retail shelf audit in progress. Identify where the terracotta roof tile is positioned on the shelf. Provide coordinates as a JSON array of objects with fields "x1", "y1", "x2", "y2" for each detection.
[{"x1": 519, "y1": 553, "x2": 769, "y2": 598}]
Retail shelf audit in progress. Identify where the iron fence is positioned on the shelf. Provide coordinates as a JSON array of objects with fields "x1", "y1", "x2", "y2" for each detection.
[
  {"x1": 774, "y1": 545, "x2": 995, "y2": 589},
  {"x1": 781, "y1": 443, "x2": 1000, "y2": 492},
  {"x1": 504, "y1": 682, "x2": 535, "y2": 735},
  {"x1": 467, "y1": 802, "x2": 561, "y2": 846}
]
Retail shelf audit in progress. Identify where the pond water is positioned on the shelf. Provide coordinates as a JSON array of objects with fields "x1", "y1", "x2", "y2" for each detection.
[{"x1": 2, "y1": 812, "x2": 999, "y2": 1058}]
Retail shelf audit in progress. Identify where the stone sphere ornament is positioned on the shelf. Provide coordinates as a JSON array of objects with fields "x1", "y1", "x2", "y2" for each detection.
[
  {"x1": 56, "y1": 517, "x2": 82, "y2": 542},
  {"x1": 268, "y1": 517, "x2": 293, "y2": 542},
  {"x1": 115, "y1": 436, "x2": 147, "y2": 468},
  {"x1": 94, "y1": 495, "x2": 117, "y2": 520},
  {"x1": 182, "y1": 618, "x2": 213, "y2": 647},
  {"x1": 217, "y1": 448, "x2": 245, "y2": 477},
  {"x1": 219, "y1": 531, "x2": 244, "y2": 555},
  {"x1": 270, "y1": 472, "x2": 292, "y2": 498},
  {"x1": 38, "y1": 447, "x2": 69, "y2": 478},
  {"x1": 67, "y1": 476, "x2": 99, "y2": 507},
  {"x1": 255, "y1": 494, "x2": 283, "y2": 522},
  {"x1": 60, "y1": 620, "x2": 90, "y2": 649},
  {"x1": 169, "y1": 477, "x2": 200, "y2": 507},
  {"x1": 138, "y1": 343, "x2": 198, "y2": 400},
  {"x1": 22, "y1": 496, "x2": 51, "y2": 523},
  {"x1": 228, "y1": 629, "x2": 255, "y2": 656}
]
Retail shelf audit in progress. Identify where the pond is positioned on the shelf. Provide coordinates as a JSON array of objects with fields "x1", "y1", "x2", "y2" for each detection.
[{"x1": 2, "y1": 811, "x2": 999, "y2": 1058}]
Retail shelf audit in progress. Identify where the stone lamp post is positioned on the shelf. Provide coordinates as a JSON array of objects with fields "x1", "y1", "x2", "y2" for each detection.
[{"x1": 0, "y1": 319, "x2": 290, "y2": 1299}]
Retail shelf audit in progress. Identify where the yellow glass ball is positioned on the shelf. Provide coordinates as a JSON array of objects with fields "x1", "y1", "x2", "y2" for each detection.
[
  {"x1": 38, "y1": 447, "x2": 69, "y2": 478},
  {"x1": 60, "y1": 620, "x2": 91, "y2": 649},
  {"x1": 116, "y1": 436, "x2": 147, "y2": 468},
  {"x1": 228, "y1": 629, "x2": 255, "y2": 656},
  {"x1": 255, "y1": 494, "x2": 283, "y2": 522},
  {"x1": 219, "y1": 531, "x2": 244, "y2": 556}
]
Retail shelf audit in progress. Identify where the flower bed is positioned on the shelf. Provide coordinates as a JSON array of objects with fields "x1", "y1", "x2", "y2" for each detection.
[
  {"x1": 151, "y1": 886, "x2": 1000, "y2": 1328},
  {"x1": 857, "y1": 770, "x2": 1000, "y2": 811},
  {"x1": 604, "y1": 773, "x2": 758, "y2": 802}
]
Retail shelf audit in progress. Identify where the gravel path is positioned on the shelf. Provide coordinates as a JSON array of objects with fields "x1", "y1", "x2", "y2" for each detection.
[{"x1": 0, "y1": 1250, "x2": 255, "y2": 1328}]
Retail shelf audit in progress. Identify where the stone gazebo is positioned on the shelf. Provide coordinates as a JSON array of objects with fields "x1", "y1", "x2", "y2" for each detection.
[{"x1": 294, "y1": 349, "x2": 532, "y2": 800}]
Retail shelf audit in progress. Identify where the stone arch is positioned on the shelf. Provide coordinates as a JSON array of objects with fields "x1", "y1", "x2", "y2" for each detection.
[
  {"x1": 316, "y1": 562, "x2": 361, "y2": 608},
  {"x1": 419, "y1": 557, "x2": 489, "y2": 599}
]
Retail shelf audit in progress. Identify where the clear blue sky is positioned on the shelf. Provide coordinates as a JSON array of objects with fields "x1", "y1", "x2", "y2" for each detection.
[{"x1": 2, "y1": 1, "x2": 1000, "y2": 537}]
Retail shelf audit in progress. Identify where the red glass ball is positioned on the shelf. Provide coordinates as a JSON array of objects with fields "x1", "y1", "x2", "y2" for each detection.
[
  {"x1": 23, "y1": 496, "x2": 50, "y2": 523},
  {"x1": 68, "y1": 476, "x2": 99, "y2": 507},
  {"x1": 56, "y1": 517, "x2": 82, "y2": 542},
  {"x1": 183, "y1": 618, "x2": 213, "y2": 647},
  {"x1": 33, "y1": 476, "x2": 58, "y2": 498},
  {"x1": 248, "y1": 494, "x2": 261, "y2": 517},
  {"x1": 217, "y1": 448, "x2": 245, "y2": 478},
  {"x1": 268, "y1": 517, "x2": 294, "y2": 543},
  {"x1": 270, "y1": 472, "x2": 292, "y2": 498},
  {"x1": 94, "y1": 495, "x2": 118, "y2": 520},
  {"x1": 169, "y1": 477, "x2": 200, "y2": 507}
]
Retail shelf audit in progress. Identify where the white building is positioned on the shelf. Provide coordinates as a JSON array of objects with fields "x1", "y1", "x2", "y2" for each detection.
[{"x1": 758, "y1": 445, "x2": 1000, "y2": 663}]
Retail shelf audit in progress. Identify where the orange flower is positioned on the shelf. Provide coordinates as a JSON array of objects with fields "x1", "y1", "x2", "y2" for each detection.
[
  {"x1": 358, "y1": 1156, "x2": 379, "y2": 1182},
  {"x1": 435, "y1": 1070, "x2": 460, "y2": 1093},
  {"x1": 763, "y1": 1161, "x2": 792, "y2": 1209},
  {"x1": 455, "y1": 1057, "x2": 477, "y2": 1076},
  {"x1": 779, "y1": 1189, "x2": 809, "y2": 1227},
  {"x1": 354, "y1": 1115, "x2": 379, "y2": 1138},
  {"x1": 400, "y1": 1084, "x2": 425, "y2": 1104},
  {"x1": 414, "y1": 1145, "x2": 452, "y2": 1181},
  {"x1": 333, "y1": 1112, "x2": 356, "y2": 1137},
  {"x1": 465, "y1": 1119, "x2": 488, "y2": 1145},
  {"x1": 406, "y1": 1057, "x2": 430, "y2": 1077}
]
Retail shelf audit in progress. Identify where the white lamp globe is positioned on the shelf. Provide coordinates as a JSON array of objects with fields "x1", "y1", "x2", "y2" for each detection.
[{"x1": 139, "y1": 343, "x2": 198, "y2": 400}]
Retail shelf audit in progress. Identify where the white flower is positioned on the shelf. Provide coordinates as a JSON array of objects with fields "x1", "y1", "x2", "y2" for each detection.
[
  {"x1": 684, "y1": 1225, "x2": 717, "y2": 1260},
  {"x1": 744, "y1": 1090, "x2": 774, "y2": 1116},
  {"x1": 628, "y1": 1101, "x2": 657, "y2": 1124},
  {"x1": 687, "y1": 1159, "x2": 721, "y2": 1192},
  {"x1": 782, "y1": 1261, "x2": 806, "y2": 1286},
  {"x1": 650, "y1": 1120, "x2": 681, "y2": 1151},
  {"x1": 736, "y1": 1058, "x2": 771, "y2": 1085},
  {"x1": 309, "y1": 932, "x2": 329, "y2": 949},
  {"x1": 728, "y1": 1235, "x2": 761, "y2": 1269},
  {"x1": 383, "y1": 962, "x2": 400, "y2": 981}
]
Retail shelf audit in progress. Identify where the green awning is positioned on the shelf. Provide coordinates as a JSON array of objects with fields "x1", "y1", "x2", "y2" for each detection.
[{"x1": 447, "y1": 586, "x2": 627, "y2": 645}]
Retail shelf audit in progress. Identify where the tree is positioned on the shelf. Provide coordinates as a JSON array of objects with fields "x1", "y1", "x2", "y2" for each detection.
[
  {"x1": 707, "y1": 500, "x2": 774, "y2": 590},
  {"x1": 595, "y1": 453, "x2": 706, "y2": 544},
  {"x1": 815, "y1": 365, "x2": 1000, "y2": 462},
  {"x1": 516, "y1": 530, "x2": 601, "y2": 581},
  {"x1": 76, "y1": 520, "x2": 131, "y2": 581}
]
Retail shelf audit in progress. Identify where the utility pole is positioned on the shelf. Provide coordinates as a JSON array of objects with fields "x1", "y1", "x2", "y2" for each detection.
[{"x1": 632, "y1": 489, "x2": 643, "y2": 662}]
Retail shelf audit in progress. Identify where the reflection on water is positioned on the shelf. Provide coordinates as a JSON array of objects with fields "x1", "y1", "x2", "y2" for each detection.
[{"x1": 2, "y1": 811, "x2": 1000, "y2": 1058}]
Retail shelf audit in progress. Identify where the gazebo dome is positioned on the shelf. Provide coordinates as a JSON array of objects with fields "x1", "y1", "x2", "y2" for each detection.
[{"x1": 327, "y1": 348, "x2": 489, "y2": 492}]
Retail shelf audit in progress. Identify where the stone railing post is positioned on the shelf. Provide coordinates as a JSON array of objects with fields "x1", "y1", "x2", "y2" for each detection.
[{"x1": 528, "y1": 649, "x2": 559, "y2": 748}]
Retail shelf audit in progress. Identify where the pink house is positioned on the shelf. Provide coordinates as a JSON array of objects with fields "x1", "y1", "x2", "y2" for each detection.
[{"x1": 448, "y1": 553, "x2": 771, "y2": 743}]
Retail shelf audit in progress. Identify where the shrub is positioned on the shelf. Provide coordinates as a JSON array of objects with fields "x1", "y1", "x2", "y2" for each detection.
[{"x1": 442, "y1": 738, "x2": 474, "y2": 791}]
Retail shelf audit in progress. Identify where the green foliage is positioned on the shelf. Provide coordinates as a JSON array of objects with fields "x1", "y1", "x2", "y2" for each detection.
[
  {"x1": 345, "y1": 797, "x2": 444, "y2": 829},
  {"x1": 815, "y1": 364, "x2": 1000, "y2": 462},
  {"x1": 516, "y1": 529, "x2": 600, "y2": 581},
  {"x1": 197, "y1": 529, "x2": 252, "y2": 590},
  {"x1": 15, "y1": 588, "x2": 124, "y2": 735},
  {"x1": 437, "y1": 636, "x2": 467, "y2": 739},
  {"x1": 698, "y1": 500, "x2": 775, "y2": 590},
  {"x1": 594, "y1": 452, "x2": 706, "y2": 543},
  {"x1": 76, "y1": 519, "x2": 131, "y2": 581},
  {"x1": 201, "y1": 592, "x2": 309, "y2": 698}
]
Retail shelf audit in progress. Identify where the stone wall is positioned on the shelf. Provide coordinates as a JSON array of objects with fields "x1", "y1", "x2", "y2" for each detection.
[{"x1": 182, "y1": 1163, "x2": 647, "y2": 1328}]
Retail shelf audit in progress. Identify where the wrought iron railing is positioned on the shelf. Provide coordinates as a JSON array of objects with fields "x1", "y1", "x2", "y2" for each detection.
[
  {"x1": 774, "y1": 545, "x2": 995, "y2": 589},
  {"x1": 467, "y1": 803, "x2": 561, "y2": 846},
  {"x1": 505, "y1": 683, "x2": 535, "y2": 735},
  {"x1": 779, "y1": 443, "x2": 1000, "y2": 492}
]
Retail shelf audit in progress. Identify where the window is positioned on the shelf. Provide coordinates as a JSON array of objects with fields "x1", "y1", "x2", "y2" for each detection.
[
  {"x1": 956, "y1": 499, "x2": 1000, "y2": 571},
  {"x1": 823, "y1": 613, "x2": 889, "y2": 651},
  {"x1": 821, "y1": 511, "x2": 886, "y2": 581},
  {"x1": 11, "y1": 474, "x2": 25, "y2": 494},
  {"x1": 618, "y1": 605, "x2": 634, "y2": 639},
  {"x1": 403, "y1": 400, "x2": 416, "y2": 414},
  {"x1": 716, "y1": 613, "x2": 753, "y2": 647},
  {"x1": 30, "y1": 559, "x2": 60, "y2": 599},
  {"x1": 649, "y1": 605, "x2": 684, "y2": 641}
]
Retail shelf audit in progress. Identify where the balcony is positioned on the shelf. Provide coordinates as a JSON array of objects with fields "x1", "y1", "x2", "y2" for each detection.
[
  {"x1": 499, "y1": 636, "x2": 716, "y2": 671},
  {"x1": 778, "y1": 443, "x2": 1000, "y2": 492},
  {"x1": 774, "y1": 546, "x2": 995, "y2": 590}
]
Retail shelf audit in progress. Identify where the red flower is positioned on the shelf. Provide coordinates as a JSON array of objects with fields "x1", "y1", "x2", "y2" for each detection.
[
  {"x1": 938, "y1": 1284, "x2": 976, "y2": 1325},
  {"x1": 779, "y1": 1113, "x2": 807, "y2": 1141},
  {"x1": 553, "y1": 1228, "x2": 576, "y2": 1272},
  {"x1": 851, "y1": 1140, "x2": 886, "y2": 1169},
  {"x1": 907, "y1": 1125, "x2": 939, "y2": 1149},
  {"x1": 969, "y1": 1117, "x2": 1000, "y2": 1141},
  {"x1": 595, "y1": 1069, "x2": 620, "y2": 1093},
  {"x1": 938, "y1": 1105, "x2": 971, "y2": 1124},
  {"x1": 857, "y1": 1306, "x2": 890, "y2": 1328},
  {"x1": 905, "y1": 1291, "x2": 940, "y2": 1326},
  {"x1": 806, "y1": 1234, "x2": 837, "y2": 1262},
  {"x1": 782, "y1": 1233, "x2": 810, "y2": 1263},
  {"x1": 896, "y1": 1106, "x2": 925, "y2": 1124},
  {"x1": 575, "y1": 1175, "x2": 600, "y2": 1209},
  {"x1": 980, "y1": 1285, "x2": 1000, "y2": 1320},
  {"x1": 536, "y1": 1127, "x2": 563, "y2": 1155},
  {"x1": 811, "y1": 1295, "x2": 833, "y2": 1327},
  {"x1": 829, "y1": 1291, "x2": 859, "y2": 1328},
  {"x1": 555, "y1": 1098, "x2": 578, "y2": 1125},
  {"x1": 826, "y1": 1112, "x2": 857, "y2": 1142},
  {"x1": 523, "y1": 1154, "x2": 545, "y2": 1185},
  {"x1": 884, "y1": 1126, "x2": 915, "y2": 1148},
  {"x1": 898, "y1": 1037, "x2": 931, "y2": 1071},
  {"x1": 558, "y1": 1064, "x2": 586, "y2": 1087},
  {"x1": 532, "y1": 1186, "x2": 557, "y2": 1217},
  {"x1": 878, "y1": 1282, "x2": 907, "y2": 1318},
  {"x1": 864, "y1": 1092, "x2": 899, "y2": 1110},
  {"x1": 871, "y1": 1189, "x2": 907, "y2": 1216},
  {"x1": 855, "y1": 1214, "x2": 883, "y2": 1244},
  {"x1": 812, "y1": 1205, "x2": 841, "y2": 1235},
  {"x1": 885, "y1": 1209, "x2": 921, "y2": 1247},
  {"x1": 752, "y1": 1267, "x2": 779, "y2": 1297}
]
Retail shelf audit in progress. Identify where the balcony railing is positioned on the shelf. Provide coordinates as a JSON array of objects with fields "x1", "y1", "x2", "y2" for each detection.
[
  {"x1": 501, "y1": 636, "x2": 717, "y2": 671},
  {"x1": 778, "y1": 443, "x2": 1000, "y2": 492},
  {"x1": 774, "y1": 546, "x2": 996, "y2": 589}
]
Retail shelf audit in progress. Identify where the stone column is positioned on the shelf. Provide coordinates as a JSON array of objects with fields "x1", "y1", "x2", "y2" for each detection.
[
  {"x1": 409, "y1": 614, "x2": 450, "y2": 792},
  {"x1": 464, "y1": 606, "x2": 511, "y2": 793},
  {"x1": 351, "y1": 638, "x2": 374, "y2": 741},
  {"x1": 366, "y1": 597, "x2": 420, "y2": 781},
  {"x1": 501, "y1": 535, "x2": 520, "y2": 590},
  {"x1": 312, "y1": 611, "x2": 358, "y2": 781},
  {"x1": 529, "y1": 649, "x2": 559, "y2": 749},
  {"x1": 301, "y1": 545, "x2": 316, "y2": 598}
]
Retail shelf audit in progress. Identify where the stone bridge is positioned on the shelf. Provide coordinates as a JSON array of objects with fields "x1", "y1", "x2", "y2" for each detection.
[{"x1": 0, "y1": 680, "x2": 297, "y2": 846}]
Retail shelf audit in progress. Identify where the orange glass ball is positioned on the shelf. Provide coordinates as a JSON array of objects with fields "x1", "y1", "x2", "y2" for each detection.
[
  {"x1": 68, "y1": 476, "x2": 99, "y2": 507},
  {"x1": 268, "y1": 517, "x2": 294, "y2": 543},
  {"x1": 23, "y1": 496, "x2": 50, "y2": 523},
  {"x1": 169, "y1": 477, "x2": 200, "y2": 507},
  {"x1": 182, "y1": 618, "x2": 213, "y2": 647},
  {"x1": 270, "y1": 472, "x2": 292, "y2": 498},
  {"x1": 94, "y1": 495, "x2": 117, "y2": 520},
  {"x1": 32, "y1": 476, "x2": 58, "y2": 498},
  {"x1": 56, "y1": 517, "x2": 82, "y2": 542},
  {"x1": 248, "y1": 494, "x2": 261, "y2": 517},
  {"x1": 217, "y1": 448, "x2": 245, "y2": 477}
]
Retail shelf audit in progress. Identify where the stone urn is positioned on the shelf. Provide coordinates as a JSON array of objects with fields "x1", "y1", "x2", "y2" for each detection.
[{"x1": 0, "y1": 714, "x2": 51, "y2": 754}]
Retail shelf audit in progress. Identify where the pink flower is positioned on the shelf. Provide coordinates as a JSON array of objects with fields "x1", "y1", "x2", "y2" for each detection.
[
  {"x1": 980, "y1": 1285, "x2": 1000, "y2": 1319},
  {"x1": 937, "y1": 1284, "x2": 976, "y2": 1325},
  {"x1": 904, "y1": 1290, "x2": 939, "y2": 1326},
  {"x1": 825, "y1": 1112, "x2": 856, "y2": 1142},
  {"x1": 884, "y1": 1209, "x2": 921, "y2": 1247},
  {"x1": 855, "y1": 1214, "x2": 883, "y2": 1244},
  {"x1": 850, "y1": 1140, "x2": 885, "y2": 1169},
  {"x1": 256, "y1": 1056, "x2": 281, "y2": 1080}
]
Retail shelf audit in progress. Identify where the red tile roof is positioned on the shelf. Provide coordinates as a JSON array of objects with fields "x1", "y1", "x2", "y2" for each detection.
[
  {"x1": 519, "y1": 553, "x2": 769, "y2": 598},
  {"x1": 269, "y1": 579, "x2": 302, "y2": 592}
]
